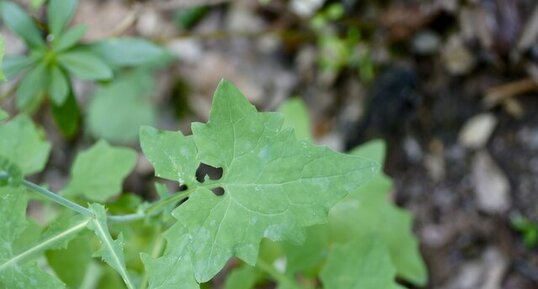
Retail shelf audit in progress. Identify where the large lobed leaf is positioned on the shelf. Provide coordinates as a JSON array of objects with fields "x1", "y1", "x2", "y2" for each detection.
[{"x1": 141, "y1": 80, "x2": 380, "y2": 286}]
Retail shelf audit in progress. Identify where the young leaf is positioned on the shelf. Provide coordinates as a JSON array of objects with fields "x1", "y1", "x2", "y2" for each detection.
[
  {"x1": 63, "y1": 140, "x2": 137, "y2": 202},
  {"x1": 16, "y1": 62, "x2": 48, "y2": 111},
  {"x1": 58, "y1": 50, "x2": 112, "y2": 80},
  {"x1": 87, "y1": 70, "x2": 156, "y2": 143},
  {"x1": 92, "y1": 37, "x2": 172, "y2": 68},
  {"x1": 0, "y1": 187, "x2": 71, "y2": 289},
  {"x1": 0, "y1": 1, "x2": 45, "y2": 48},
  {"x1": 141, "y1": 80, "x2": 379, "y2": 283},
  {"x1": 53, "y1": 24, "x2": 87, "y2": 52},
  {"x1": 87, "y1": 204, "x2": 136, "y2": 289},
  {"x1": 49, "y1": 65, "x2": 69, "y2": 105},
  {"x1": 320, "y1": 239, "x2": 404, "y2": 289},
  {"x1": 47, "y1": 0, "x2": 78, "y2": 38},
  {"x1": 279, "y1": 98, "x2": 312, "y2": 141},
  {"x1": 0, "y1": 115, "x2": 51, "y2": 175}
]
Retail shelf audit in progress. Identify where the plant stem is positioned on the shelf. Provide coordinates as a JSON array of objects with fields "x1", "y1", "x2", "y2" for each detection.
[
  {"x1": 22, "y1": 180, "x2": 93, "y2": 217},
  {"x1": 256, "y1": 259, "x2": 301, "y2": 289},
  {"x1": 20, "y1": 179, "x2": 190, "y2": 223}
]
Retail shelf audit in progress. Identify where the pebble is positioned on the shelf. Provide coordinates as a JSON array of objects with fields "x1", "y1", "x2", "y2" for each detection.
[
  {"x1": 459, "y1": 113, "x2": 498, "y2": 149},
  {"x1": 472, "y1": 150, "x2": 511, "y2": 214}
]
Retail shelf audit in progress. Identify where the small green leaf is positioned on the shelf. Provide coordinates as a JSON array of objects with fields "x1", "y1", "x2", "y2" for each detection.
[
  {"x1": 92, "y1": 37, "x2": 171, "y2": 68},
  {"x1": 58, "y1": 50, "x2": 112, "y2": 80},
  {"x1": 64, "y1": 140, "x2": 137, "y2": 202},
  {"x1": 0, "y1": 115, "x2": 51, "y2": 175},
  {"x1": 2, "y1": 55, "x2": 35, "y2": 79},
  {"x1": 47, "y1": 0, "x2": 78, "y2": 37},
  {"x1": 87, "y1": 70, "x2": 156, "y2": 143},
  {"x1": 48, "y1": 65, "x2": 69, "y2": 105},
  {"x1": 51, "y1": 91, "x2": 80, "y2": 138},
  {"x1": 0, "y1": 1, "x2": 45, "y2": 48},
  {"x1": 279, "y1": 98, "x2": 312, "y2": 141},
  {"x1": 87, "y1": 204, "x2": 136, "y2": 289},
  {"x1": 53, "y1": 24, "x2": 87, "y2": 52},
  {"x1": 320, "y1": 238, "x2": 404, "y2": 289},
  {"x1": 16, "y1": 62, "x2": 48, "y2": 111}
]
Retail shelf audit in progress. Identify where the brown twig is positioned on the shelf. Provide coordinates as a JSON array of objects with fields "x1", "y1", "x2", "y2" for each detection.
[{"x1": 484, "y1": 78, "x2": 538, "y2": 108}]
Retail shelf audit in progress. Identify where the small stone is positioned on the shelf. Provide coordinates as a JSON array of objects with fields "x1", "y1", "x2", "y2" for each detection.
[
  {"x1": 472, "y1": 150, "x2": 511, "y2": 213},
  {"x1": 290, "y1": 0, "x2": 325, "y2": 17},
  {"x1": 412, "y1": 30, "x2": 441, "y2": 55},
  {"x1": 459, "y1": 113, "x2": 498, "y2": 149},
  {"x1": 442, "y1": 35, "x2": 475, "y2": 75}
]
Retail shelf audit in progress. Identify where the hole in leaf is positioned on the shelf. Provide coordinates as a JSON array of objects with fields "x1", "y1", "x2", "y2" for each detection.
[
  {"x1": 211, "y1": 187, "x2": 225, "y2": 196},
  {"x1": 196, "y1": 163, "x2": 223, "y2": 183},
  {"x1": 178, "y1": 184, "x2": 188, "y2": 192}
]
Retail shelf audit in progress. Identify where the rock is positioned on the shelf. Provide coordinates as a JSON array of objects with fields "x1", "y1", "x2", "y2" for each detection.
[
  {"x1": 442, "y1": 247, "x2": 507, "y2": 289},
  {"x1": 459, "y1": 113, "x2": 498, "y2": 149},
  {"x1": 472, "y1": 150, "x2": 511, "y2": 214},
  {"x1": 412, "y1": 30, "x2": 441, "y2": 55},
  {"x1": 290, "y1": 0, "x2": 325, "y2": 17},
  {"x1": 442, "y1": 35, "x2": 475, "y2": 75}
]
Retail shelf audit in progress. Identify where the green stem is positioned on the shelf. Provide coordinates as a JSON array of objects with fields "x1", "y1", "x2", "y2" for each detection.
[
  {"x1": 23, "y1": 180, "x2": 93, "y2": 217},
  {"x1": 20, "y1": 179, "x2": 190, "y2": 223},
  {"x1": 256, "y1": 259, "x2": 301, "y2": 289}
]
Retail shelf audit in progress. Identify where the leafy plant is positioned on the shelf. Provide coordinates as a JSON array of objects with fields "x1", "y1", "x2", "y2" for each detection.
[
  {"x1": 0, "y1": 0, "x2": 170, "y2": 138},
  {"x1": 0, "y1": 81, "x2": 426, "y2": 289}
]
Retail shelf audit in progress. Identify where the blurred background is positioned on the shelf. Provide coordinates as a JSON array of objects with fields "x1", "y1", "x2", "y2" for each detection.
[{"x1": 2, "y1": 0, "x2": 538, "y2": 288}]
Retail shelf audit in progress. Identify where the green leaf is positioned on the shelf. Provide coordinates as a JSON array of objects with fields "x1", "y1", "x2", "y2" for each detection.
[
  {"x1": 46, "y1": 234, "x2": 93, "y2": 289},
  {"x1": 0, "y1": 109, "x2": 7, "y2": 121},
  {"x1": 0, "y1": 156, "x2": 22, "y2": 187},
  {"x1": 87, "y1": 204, "x2": 137, "y2": 289},
  {"x1": 47, "y1": 0, "x2": 78, "y2": 37},
  {"x1": 48, "y1": 65, "x2": 69, "y2": 105},
  {"x1": 53, "y1": 24, "x2": 87, "y2": 52},
  {"x1": 58, "y1": 49, "x2": 112, "y2": 80},
  {"x1": 0, "y1": 115, "x2": 51, "y2": 175},
  {"x1": 328, "y1": 175, "x2": 428, "y2": 286},
  {"x1": 92, "y1": 37, "x2": 172, "y2": 68},
  {"x1": 140, "y1": 126, "x2": 198, "y2": 184},
  {"x1": 16, "y1": 62, "x2": 48, "y2": 111},
  {"x1": 320, "y1": 238, "x2": 404, "y2": 289},
  {"x1": 87, "y1": 70, "x2": 156, "y2": 143},
  {"x1": 64, "y1": 140, "x2": 137, "y2": 202},
  {"x1": 279, "y1": 98, "x2": 312, "y2": 141},
  {"x1": 141, "y1": 80, "x2": 379, "y2": 284},
  {"x1": 51, "y1": 90, "x2": 80, "y2": 138},
  {"x1": 0, "y1": 35, "x2": 5, "y2": 80},
  {"x1": 223, "y1": 264, "x2": 259, "y2": 289},
  {"x1": 2, "y1": 55, "x2": 35, "y2": 79},
  {"x1": 141, "y1": 224, "x2": 199, "y2": 289},
  {"x1": 0, "y1": 188, "x2": 89, "y2": 289},
  {"x1": 0, "y1": 1, "x2": 45, "y2": 48}
]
